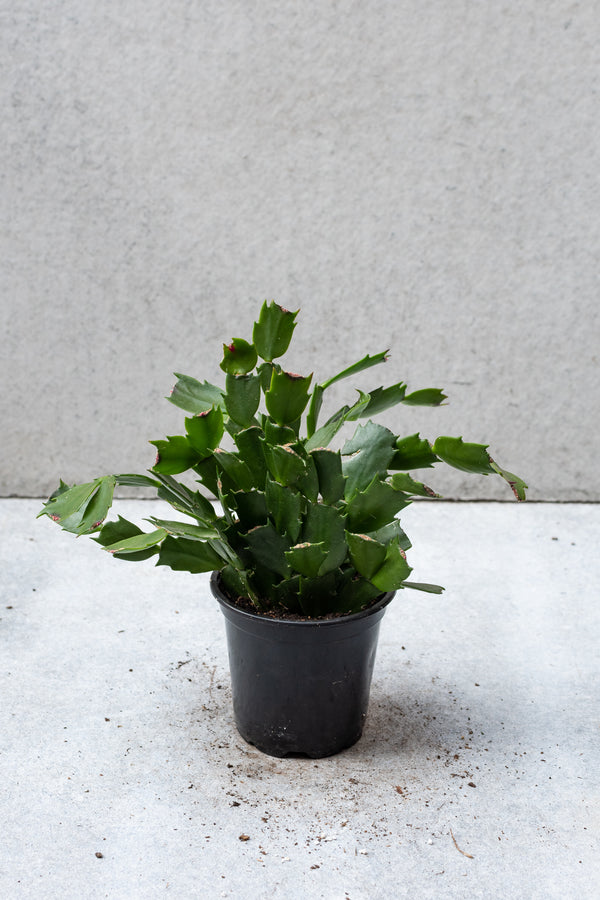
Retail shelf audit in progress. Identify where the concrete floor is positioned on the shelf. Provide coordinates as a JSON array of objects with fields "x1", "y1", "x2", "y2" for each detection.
[{"x1": 1, "y1": 500, "x2": 599, "y2": 899}]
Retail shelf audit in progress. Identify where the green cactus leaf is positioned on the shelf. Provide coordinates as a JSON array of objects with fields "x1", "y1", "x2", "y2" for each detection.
[
  {"x1": 114, "y1": 473, "x2": 161, "y2": 488},
  {"x1": 346, "y1": 476, "x2": 411, "y2": 533},
  {"x1": 214, "y1": 449, "x2": 256, "y2": 492},
  {"x1": 369, "y1": 537, "x2": 412, "y2": 591},
  {"x1": 296, "y1": 453, "x2": 319, "y2": 501},
  {"x1": 257, "y1": 361, "x2": 275, "y2": 392},
  {"x1": 432, "y1": 435, "x2": 528, "y2": 499},
  {"x1": 151, "y1": 436, "x2": 198, "y2": 475},
  {"x1": 321, "y1": 350, "x2": 389, "y2": 389},
  {"x1": 244, "y1": 523, "x2": 291, "y2": 577},
  {"x1": 361, "y1": 382, "x2": 407, "y2": 416},
  {"x1": 285, "y1": 542, "x2": 329, "y2": 578},
  {"x1": 263, "y1": 442, "x2": 306, "y2": 487},
  {"x1": 168, "y1": 373, "x2": 225, "y2": 414},
  {"x1": 306, "y1": 384, "x2": 324, "y2": 438},
  {"x1": 220, "y1": 338, "x2": 258, "y2": 375},
  {"x1": 304, "y1": 417, "x2": 343, "y2": 453},
  {"x1": 297, "y1": 570, "x2": 339, "y2": 617},
  {"x1": 489, "y1": 461, "x2": 528, "y2": 501},
  {"x1": 46, "y1": 479, "x2": 71, "y2": 501},
  {"x1": 152, "y1": 472, "x2": 216, "y2": 522},
  {"x1": 252, "y1": 301, "x2": 298, "y2": 361},
  {"x1": 311, "y1": 448, "x2": 346, "y2": 504},
  {"x1": 402, "y1": 388, "x2": 447, "y2": 406},
  {"x1": 93, "y1": 515, "x2": 160, "y2": 561},
  {"x1": 402, "y1": 581, "x2": 445, "y2": 593},
  {"x1": 233, "y1": 426, "x2": 267, "y2": 487},
  {"x1": 156, "y1": 535, "x2": 224, "y2": 573},
  {"x1": 38, "y1": 479, "x2": 100, "y2": 527},
  {"x1": 346, "y1": 532, "x2": 387, "y2": 580},
  {"x1": 264, "y1": 419, "x2": 298, "y2": 445},
  {"x1": 366, "y1": 518, "x2": 412, "y2": 551},
  {"x1": 230, "y1": 490, "x2": 268, "y2": 529},
  {"x1": 302, "y1": 502, "x2": 347, "y2": 574},
  {"x1": 265, "y1": 369, "x2": 313, "y2": 426},
  {"x1": 390, "y1": 472, "x2": 441, "y2": 498},
  {"x1": 304, "y1": 392, "x2": 370, "y2": 452},
  {"x1": 93, "y1": 515, "x2": 143, "y2": 546},
  {"x1": 104, "y1": 528, "x2": 168, "y2": 555},
  {"x1": 334, "y1": 576, "x2": 381, "y2": 613},
  {"x1": 272, "y1": 575, "x2": 302, "y2": 613},
  {"x1": 219, "y1": 565, "x2": 248, "y2": 600},
  {"x1": 432, "y1": 436, "x2": 495, "y2": 474},
  {"x1": 194, "y1": 456, "x2": 220, "y2": 496},
  {"x1": 185, "y1": 407, "x2": 224, "y2": 457},
  {"x1": 341, "y1": 421, "x2": 398, "y2": 499},
  {"x1": 390, "y1": 433, "x2": 439, "y2": 470},
  {"x1": 39, "y1": 476, "x2": 116, "y2": 535},
  {"x1": 265, "y1": 478, "x2": 303, "y2": 543},
  {"x1": 145, "y1": 517, "x2": 221, "y2": 541},
  {"x1": 75, "y1": 475, "x2": 116, "y2": 534},
  {"x1": 246, "y1": 562, "x2": 282, "y2": 606},
  {"x1": 225, "y1": 373, "x2": 261, "y2": 426}
]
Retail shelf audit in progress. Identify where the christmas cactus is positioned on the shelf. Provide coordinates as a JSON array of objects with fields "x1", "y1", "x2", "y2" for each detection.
[{"x1": 39, "y1": 302, "x2": 527, "y2": 616}]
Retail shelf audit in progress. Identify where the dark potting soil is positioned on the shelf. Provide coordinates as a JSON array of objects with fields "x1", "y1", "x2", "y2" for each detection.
[{"x1": 222, "y1": 587, "x2": 382, "y2": 622}]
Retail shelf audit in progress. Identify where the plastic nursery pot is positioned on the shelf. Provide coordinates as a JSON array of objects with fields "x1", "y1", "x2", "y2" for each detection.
[{"x1": 210, "y1": 572, "x2": 394, "y2": 759}]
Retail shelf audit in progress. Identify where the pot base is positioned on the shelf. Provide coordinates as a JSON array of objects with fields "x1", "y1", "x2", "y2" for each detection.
[{"x1": 211, "y1": 573, "x2": 394, "y2": 759}]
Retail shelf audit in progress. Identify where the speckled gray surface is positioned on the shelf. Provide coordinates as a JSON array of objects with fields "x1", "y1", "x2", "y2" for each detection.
[
  {"x1": 2, "y1": 500, "x2": 599, "y2": 898},
  {"x1": 2, "y1": 2, "x2": 600, "y2": 500}
]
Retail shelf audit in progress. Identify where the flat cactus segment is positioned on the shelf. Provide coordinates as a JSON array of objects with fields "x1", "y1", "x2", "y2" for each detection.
[
  {"x1": 285, "y1": 542, "x2": 329, "y2": 578},
  {"x1": 390, "y1": 472, "x2": 441, "y2": 498},
  {"x1": 265, "y1": 369, "x2": 313, "y2": 426},
  {"x1": 150, "y1": 435, "x2": 198, "y2": 475},
  {"x1": 263, "y1": 442, "x2": 306, "y2": 487},
  {"x1": 225, "y1": 373, "x2": 261, "y2": 426},
  {"x1": 185, "y1": 407, "x2": 224, "y2": 457},
  {"x1": 302, "y1": 502, "x2": 347, "y2": 575},
  {"x1": 156, "y1": 535, "x2": 224, "y2": 573},
  {"x1": 93, "y1": 515, "x2": 159, "y2": 561},
  {"x1": 168, "y1": 373, "x2": 224, "y2": 414},
  {"x1": 341, "y1": 421, "x2": 398, "y2": 499},
  {"x1": 220, "y1": 338, "x2": 258, "y2": 375},
  {"x1": 145, "y1": 518, "x2": 221, "y2": 541},
  {"x1": 402, "y1": 388, "x2": 447, "y2": 406},
  {"x1": 104, "y1": 528, "x2": 167, "y2": 555},
  {"x1": 265, "y1": 478, "x2": 303, "y2": 544},
  {"x1": 311, "y1": 448, "x2": 346, "y2": 504},
  {"x1": 252, "y1": 301, "x2": 298, "y2": 361},
  {"x1": 346, "y1": 532, "x2": 387, "y2": 580},
  {"x1": 369, "y1": 538, "x2": 412, "y2": 592},
  {"x1": 346, "y1": 476, "x2": 411, "y2": 533},
  {"x1": 390, "y1": 433, "x2": 439, "y2": 470},
  {"x1": 244, "y1": 523, "x2": 291, "y2": 577}
]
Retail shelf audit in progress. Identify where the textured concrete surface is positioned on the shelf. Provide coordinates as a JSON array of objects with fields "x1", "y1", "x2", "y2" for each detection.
[
  {"x1": 2, "y1": 499, "x2": 599, "y2": 898},
  {"x1": 2, "y1": 2, "x2": 599, "y2": 500}
]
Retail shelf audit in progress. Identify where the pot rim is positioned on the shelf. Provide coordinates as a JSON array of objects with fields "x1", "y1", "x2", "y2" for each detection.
[{"x1": 210, "y1": 570, "x2": 395, "y2": 628}]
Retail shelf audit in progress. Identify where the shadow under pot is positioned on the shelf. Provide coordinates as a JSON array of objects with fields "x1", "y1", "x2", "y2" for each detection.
[{"x1": 210, "y1": 572, "x2": 394, "y2": 759}]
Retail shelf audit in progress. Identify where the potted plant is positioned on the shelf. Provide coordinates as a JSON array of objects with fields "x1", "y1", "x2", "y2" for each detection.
[{"x1": 39, "y1": 301, "x2": 526, "y2": 758}]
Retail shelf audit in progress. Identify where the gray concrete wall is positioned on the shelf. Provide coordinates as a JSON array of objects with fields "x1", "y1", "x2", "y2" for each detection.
[{"x1": 2, "y1": 1, "x2": 598, "y2": 500}]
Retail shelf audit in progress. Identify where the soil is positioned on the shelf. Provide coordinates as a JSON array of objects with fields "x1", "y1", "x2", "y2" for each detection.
[{"x1": 221, "y1": 583, "x2": 383, "y2": 622}]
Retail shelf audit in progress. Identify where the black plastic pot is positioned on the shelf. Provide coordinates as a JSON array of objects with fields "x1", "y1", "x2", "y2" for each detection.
[{"x1": 210, "y1": 572, "x2": 394, "y2": 758}]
